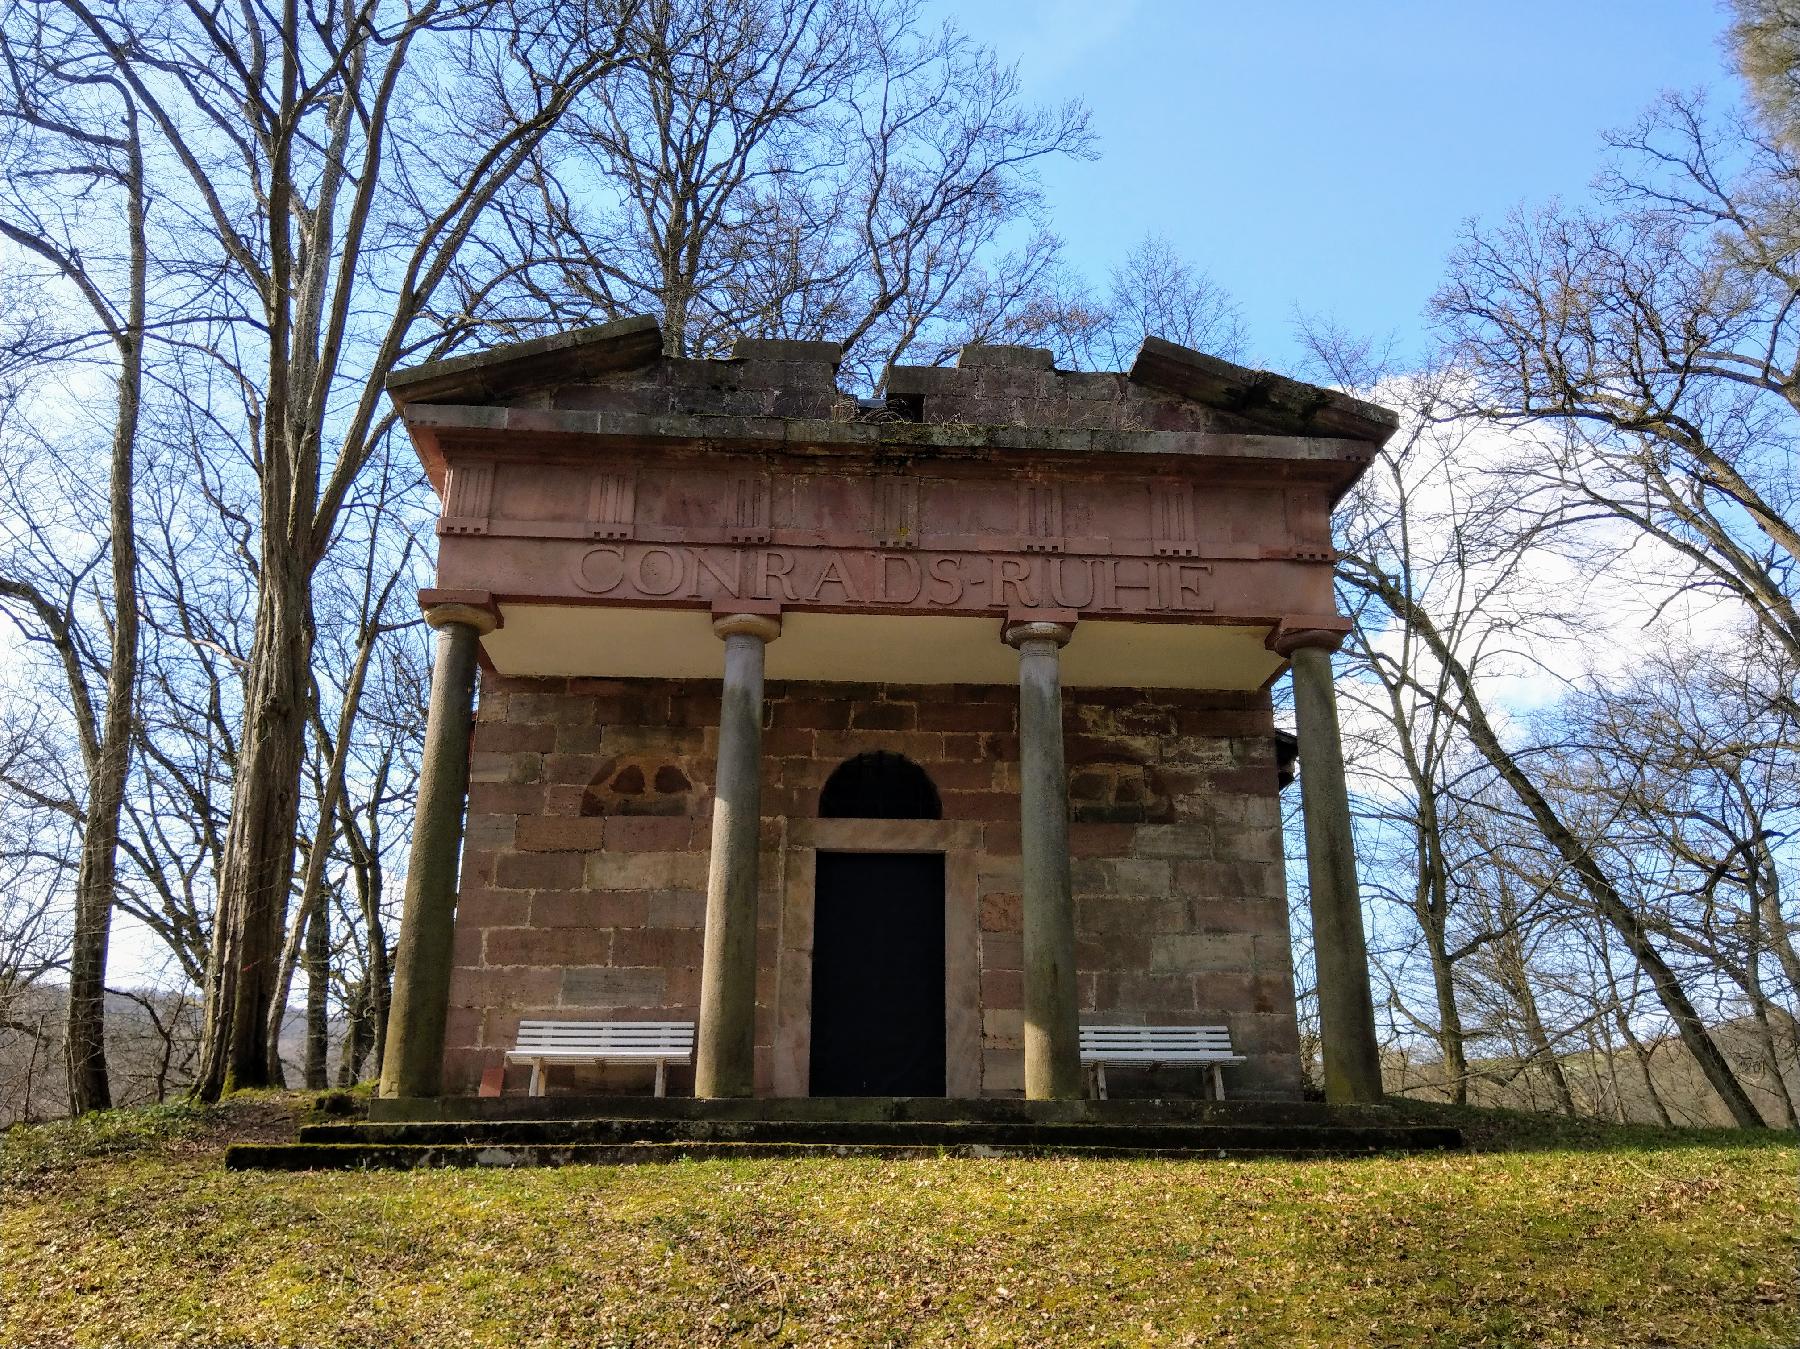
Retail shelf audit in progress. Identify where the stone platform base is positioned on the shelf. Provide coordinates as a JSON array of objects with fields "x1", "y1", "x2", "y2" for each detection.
[
  {"x1": 225, "y1": 1098, "x2": 1462, "y2": 1170},
  {"x1": 368, "y1": 1094, "x2": 1353, "y2": 1125}
]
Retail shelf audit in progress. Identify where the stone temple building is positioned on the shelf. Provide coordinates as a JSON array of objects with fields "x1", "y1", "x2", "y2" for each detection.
[{"x1": 374, "y1": 316, "x2": 1394, "y2": 1109}]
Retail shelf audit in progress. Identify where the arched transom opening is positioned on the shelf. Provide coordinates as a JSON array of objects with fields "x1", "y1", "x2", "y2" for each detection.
[{"x1": 818, "y1": 751, "x2": 941, "y2": 820}]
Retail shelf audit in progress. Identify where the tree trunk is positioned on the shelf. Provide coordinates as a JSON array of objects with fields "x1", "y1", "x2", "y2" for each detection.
[
  {"x1": 64, "y1": 117, "x2": 148, "y2": 1117},
  {"x1": 336, "y1": 972, "x2": 371, "y2": 1088},
  {"x1": 1491, "y1": 876, "x2": 1578, "y2": 1116},
  {"x1": 1614, "y1": 1006, "x2": 1674, "y2": 1126},
  {"x1": 304, "y1": 895, "x2": 329, "y2": 1089},
  {"x1": 1415, "y1": 795, "x2": 1466, "y2": 1103},
  {"x1": 1348, "y1": 569, "x2": 1766, "y2": 1128},
  {"x1": 1510, "y1": 952, "x2": 1576, "y2": 1116},
  {"x1": 1424, "y1": 920, "x2": 1468, "y2": 1104},
  {"x1": 1594, "y1": 1019, "x2": 1628, "y2": 1123},
  {"x1": 1744, "y1": 983, "x2": 1795, "y2": 1130},
  {"x1": 266, "y1": 625, "x2": 379, "y2": 1074},
  {"x1": 194, "y1": 562, "x2": 314, "y2": 1099},
  {"x1": 347, "y1": 803, "x2": 392, "y2": 1083}
]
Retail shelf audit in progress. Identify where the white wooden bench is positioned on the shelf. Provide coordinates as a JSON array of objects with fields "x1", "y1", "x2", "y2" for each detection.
[
  {"x1": 1079, "y1": 1024, "x2": 1246, "y2": 1100},
  {"x1": 504, "y1": 1020, "x2": 695, "y2": 1097}
]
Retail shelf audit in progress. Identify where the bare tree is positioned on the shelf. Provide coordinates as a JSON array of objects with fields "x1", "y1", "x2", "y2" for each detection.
[
  {"x1": 265, "y1": 439, "x2": 424, "y2": 1084},
  {"x1": 1556, "y1": 641, "x2": 1800, "y2": 1125},
  {"x1": 477, "y1": 0, "x2": 1092, "y2": 386},
  {"x1": 18, "y1": 0, "x2": 635, "y2": 1097},
  {"x1": 1083, "y1": 234, "x2": 1245, "y2": 368},
  {"x1": 0, "y1": 702, "x2": 75, "y2": 1124},
  {"x1": 1433, "y1": 92, "x2": 1800, "y2": 682},
  {"x1": 1732, "y1": 0, "x2": 1800, "y2": 146},
  {"x1": 1299, "y1": 315, "x2": 1769, "y2": 1127},
  {"x1": 0, "y1": 16, "x2": 150, "y2": 1112}
]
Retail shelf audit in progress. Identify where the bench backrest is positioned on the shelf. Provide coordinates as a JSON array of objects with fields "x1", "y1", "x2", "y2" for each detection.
[
  {"x1": 1079, "y1": 1025, "x2": 1236, "y2": 1059},
  {"x1": 514, "y1": 1020, "x2": 695, "y2": 1055}
]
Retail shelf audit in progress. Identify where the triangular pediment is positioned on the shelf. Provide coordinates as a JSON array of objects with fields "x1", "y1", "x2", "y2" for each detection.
[
  {"x1": 386, "y1": 316, "x2": 664, "y2": 406},
  {"x1": 388, "y1": 319, "x2": 1398, "y2": 451}
]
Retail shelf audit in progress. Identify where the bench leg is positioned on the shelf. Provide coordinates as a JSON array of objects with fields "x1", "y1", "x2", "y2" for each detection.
[
  {"x1": 1095, "y1": 1062, "x2": 1108, "y2": 1101},
  {"x1": 655, "y1": 1060, "x2": 667, "y2": 1098},
  {"x1": 1212, "y1": 1063, "x2": 1225, "y2": 1101},
  {"x1": 529, "y1": 1059, "x2": 544, "y2": 1098}
]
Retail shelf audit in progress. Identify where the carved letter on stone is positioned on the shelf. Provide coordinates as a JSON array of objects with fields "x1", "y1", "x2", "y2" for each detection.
[
  {"x1": 806, "y1": 552, "x2": 864, "y2": 604},
  {"x1": 879, "y1": 553, "x2": 923, "y2": 603},
  {"x1": 996, "y1": 556, "x2": 1038, "y2": 607},
  {"x1": 927, "y1": 555, "x2": 964, "y2": 605},
  {"x1": 587, "y1": 470, "x2": 636, "y2": 540},
  {"x1": 632, "y1": 546, "x2": 687, "y2": 596},
  {"x1": 691, "y1": 547, "x2": 743, "y2": 599},
  {"x1": 440, "y1": 460, "x2": 494, "y2": 536},
  {"x1": 1106, "y1": 558, "x2": 1160, "y2": 612},
  {"x1": 574, "y1": 545, "x2": 627, "y2": 594},
  {"x1": 1048, "y1": 557, "x2": 1095, "y2": 609},
  {"x1": 753, "y1": 549, "x2": 800, "y2": 601},
  {"x1": 1173, "y1": 563, "x2": 1214, "y2": 611}
]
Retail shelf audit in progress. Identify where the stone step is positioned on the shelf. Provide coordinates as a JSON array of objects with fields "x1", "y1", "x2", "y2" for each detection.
[
  {"x1": 231, "y1": 1121, "x2": 1462, "y2": 1169},
  {"x1": 366, "y1": 1093, "x2": 1360, "y2": 1126},
  {"x1": 297, "y1": 1117, "x2": 1461, "y2": 1151}
]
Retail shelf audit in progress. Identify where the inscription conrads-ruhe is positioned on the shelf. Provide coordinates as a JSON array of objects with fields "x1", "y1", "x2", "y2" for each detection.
[{"x1": 569, "y1": 544, "x2": 1215, "y2": 616}]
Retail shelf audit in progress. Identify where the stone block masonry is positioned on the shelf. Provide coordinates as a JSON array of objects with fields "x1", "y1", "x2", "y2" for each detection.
[{"x1": 441, "y1": 673, "x2": 1303, "y2": 1100}]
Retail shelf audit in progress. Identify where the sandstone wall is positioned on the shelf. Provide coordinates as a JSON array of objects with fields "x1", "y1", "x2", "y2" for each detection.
[{"x1": 442, "y1": 675, "x2": 1302, "y2": 1099}]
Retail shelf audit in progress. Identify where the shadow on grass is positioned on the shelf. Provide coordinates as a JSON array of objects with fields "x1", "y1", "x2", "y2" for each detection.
[
  {"x1": 1373, "y1": 1096, "x2": 1798, "y2": 1154},
  {"x1": 0, "y1": 1089, "x2": 352, "y2": 1183}
]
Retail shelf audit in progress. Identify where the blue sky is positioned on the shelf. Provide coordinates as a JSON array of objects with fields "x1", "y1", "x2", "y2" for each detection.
[{"x1": 941, "y1": 1, "x2": 1735, "y2": 372}]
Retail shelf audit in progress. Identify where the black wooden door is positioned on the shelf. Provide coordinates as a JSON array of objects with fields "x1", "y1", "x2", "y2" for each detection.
[{"x1": 809, "y1": 852, "x2": 946, "y2": 1096}]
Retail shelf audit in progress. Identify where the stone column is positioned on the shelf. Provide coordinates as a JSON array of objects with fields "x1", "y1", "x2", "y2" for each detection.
[
  {"x1": 695, "y1": 611, "x2": 781, "y2": 1098},
  {"x1": 379, "y1": 600, "x2": 497, "y2": 1099},
  {"x1": 1004, "y1": 619, "x2": 1083, "y2": 1100},
  {"x1": 1277, "y1": 626, "x2": 1384, "y2": 1104}
]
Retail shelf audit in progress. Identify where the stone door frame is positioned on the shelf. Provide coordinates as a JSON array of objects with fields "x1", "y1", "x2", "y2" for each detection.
[{"x1": 772, "y1": 818, "x2": 982, "y2": 1098}]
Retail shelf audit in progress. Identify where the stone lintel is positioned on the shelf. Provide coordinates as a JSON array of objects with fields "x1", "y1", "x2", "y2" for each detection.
[
  {"x1": 729, "y1": 337, "x2": 842, "y2": 366},
  {"x1": 957, "y1": 343, "x2": 1055, "y2": 370},
  {"x1": 709, "y1": 596, "x2": 782, "y2": 620},
  {"x1": 404, "y1": 402, "x2": 1377, "y2": 475}
]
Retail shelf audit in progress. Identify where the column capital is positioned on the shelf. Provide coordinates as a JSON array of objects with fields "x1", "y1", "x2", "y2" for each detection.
[
  {"x1": 420, "y1": 588, "x2": 500, "y2": 636},
  {"x1": 713, "y1": 611, "x2": 782, "y2": 643},
  {"x1": 1003, "y1": 618, "x2": 1075, "y2": 650},
  {"x1": 1266, "y1": 614, "x2": 1351, "y2": 657}
]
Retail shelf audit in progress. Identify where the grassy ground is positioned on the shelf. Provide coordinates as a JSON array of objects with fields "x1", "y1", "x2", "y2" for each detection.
[{"x1": 1, "y1": 1094, "x2": 1794, "y2": 1348}]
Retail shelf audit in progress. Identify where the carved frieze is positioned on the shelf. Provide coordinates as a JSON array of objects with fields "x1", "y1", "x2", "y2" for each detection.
[
  {"x1": 1152, "y1": 482, "x2": 1199, "y2": 557},
  {"x1": 874, "y1": 475, "x2": 919, "y2": 548},
  {"x1": 566, "y1": 543, "x2": 1216, "y2": 617},
  {"x1": 1020, "y1": 482, "x2": 1064, "y2": 553},
  {"x1": 727, "y1": 471, "x2": 770, "y2": 543},
  {"x1": 439, "y1": 460, "x2": 494, "y2": 536},
  {"x1": 586, "y1": 470, "x2": 636, "y2": 540},
  {"x1": 431, "y1": 449, "x2": 1333, "y2": 621}
]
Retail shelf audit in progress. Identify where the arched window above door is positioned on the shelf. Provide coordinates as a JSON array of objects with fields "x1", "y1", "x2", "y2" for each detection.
[{"x1": 819, "y1": 751, "x2": 941, "y2": 820}]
